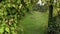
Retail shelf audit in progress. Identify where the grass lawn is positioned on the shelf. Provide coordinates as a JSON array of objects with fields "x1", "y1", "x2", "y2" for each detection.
[{"x1": 21, "y1": 11, "x2": 48, "y2": 34}]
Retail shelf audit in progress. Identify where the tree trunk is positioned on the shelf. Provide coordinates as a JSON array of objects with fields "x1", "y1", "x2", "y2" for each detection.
[{"x1": 48, "y1": 0, "x2": 54, "y2": 34}]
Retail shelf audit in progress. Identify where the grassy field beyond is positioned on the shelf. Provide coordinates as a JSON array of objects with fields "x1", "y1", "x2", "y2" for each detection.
[{"x1": 21, "y1": 12, "x2": 48, "y2": 34}]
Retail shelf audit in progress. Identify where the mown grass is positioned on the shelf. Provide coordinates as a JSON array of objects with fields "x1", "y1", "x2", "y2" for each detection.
[{"x1": 21, "y1": 11, "x2": 48, "y2": 34}]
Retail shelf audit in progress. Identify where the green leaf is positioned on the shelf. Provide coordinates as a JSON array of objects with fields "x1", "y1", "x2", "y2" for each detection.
[
  {"x1": 5, "y1": 27, "x2": 10, "y2": 33},
  {"x1": 0, "y1": 27, "x2": 4, "y2": 34},
  {"x1": 12, "y1": 31, "x2": 17, "y2": 34},
  {"x1": 11, "y1": 27, "x2": 15, "y2": 30}
]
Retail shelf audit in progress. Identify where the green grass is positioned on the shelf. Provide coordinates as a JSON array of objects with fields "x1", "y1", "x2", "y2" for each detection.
[{"x1": 21, "y1": 11, "x2": 48, "y2": 34}]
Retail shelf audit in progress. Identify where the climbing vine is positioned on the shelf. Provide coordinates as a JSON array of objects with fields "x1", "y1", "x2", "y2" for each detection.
[{"x1": 0, "y1": 0, "x2": 38, "y2": 34}]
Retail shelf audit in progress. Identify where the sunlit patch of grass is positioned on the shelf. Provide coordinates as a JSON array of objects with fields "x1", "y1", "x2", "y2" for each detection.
[{"x1": 21, "y1": 11, "x2": 48, "y2": 34}]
